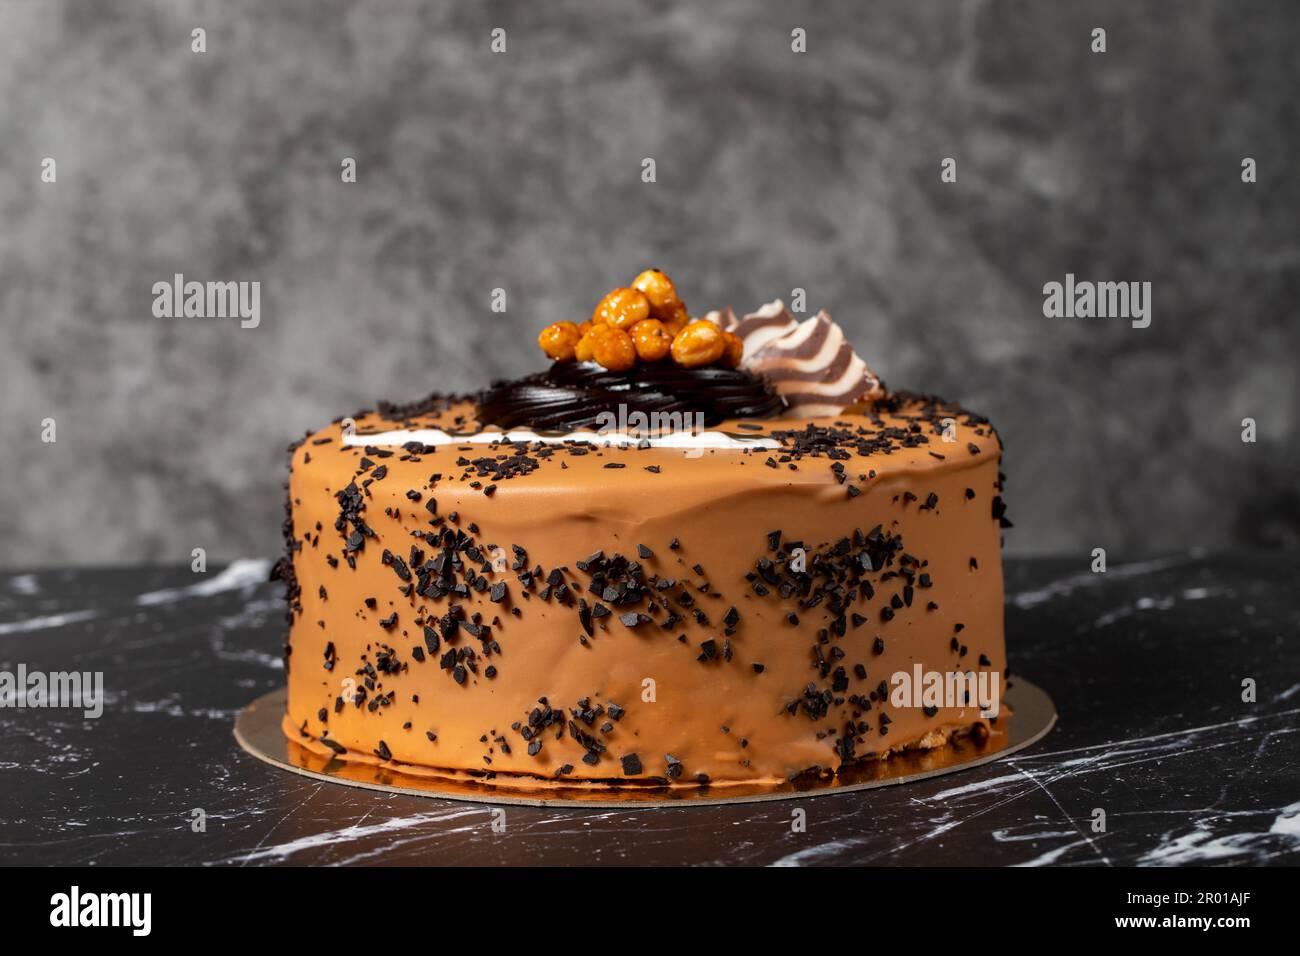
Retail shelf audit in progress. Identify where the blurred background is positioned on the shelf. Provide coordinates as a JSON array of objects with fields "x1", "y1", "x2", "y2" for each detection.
[{"x1": 2, "y1": 0, "x2": 1297, "y2": 567}]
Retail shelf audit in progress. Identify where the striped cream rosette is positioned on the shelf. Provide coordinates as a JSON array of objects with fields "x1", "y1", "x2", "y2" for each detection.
[{"x1": 712, "y1": 300, "x2": 885, "y2": 417}]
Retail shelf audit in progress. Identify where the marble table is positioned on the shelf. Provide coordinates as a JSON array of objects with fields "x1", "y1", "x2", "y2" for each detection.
[{"x1": 0, "y1": 554, "x2": 1296, "y2": 867}]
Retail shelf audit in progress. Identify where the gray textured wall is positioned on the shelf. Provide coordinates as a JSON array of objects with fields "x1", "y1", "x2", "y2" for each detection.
[{"x1": 2, "y1": 0, "x2": 1297, "y2": 568}]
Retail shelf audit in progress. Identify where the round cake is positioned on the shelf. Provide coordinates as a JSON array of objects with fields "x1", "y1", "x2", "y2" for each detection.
[{"x1": 272, "y1": 273, "x2": 1009, "y2": 789}]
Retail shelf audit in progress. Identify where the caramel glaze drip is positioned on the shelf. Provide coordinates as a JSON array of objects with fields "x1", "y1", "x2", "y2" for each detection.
[{"x1": 475, "y1": 362, "x2": 787, "y2": 431}]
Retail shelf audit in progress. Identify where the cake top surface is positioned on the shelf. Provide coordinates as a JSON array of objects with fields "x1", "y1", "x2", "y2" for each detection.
[
  {"x1": 293, "y1": 267, "x2": 1003, "y2": 495},
  {"x1": 295, "y1": 390, "x2": 1001, "y2": 509}
]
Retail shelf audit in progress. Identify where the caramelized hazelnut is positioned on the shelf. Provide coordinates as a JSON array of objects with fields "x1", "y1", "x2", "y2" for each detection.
[
  {"x1": 631, "y1": 269, "x2": 681, "y2": 320},
  {"x1": 660, "y1": 301, "x2": 690, "y2": 334},
  {"x1": 722, "y1": 330, "x2": 744, "y2": 367},
  {"x1": 593, "y1": 327, "x2": 637, "y2": 371},
  {"x1": 574, "y1": 329, "x2": 599, "y2": 363},
  {"x1": 593, "y1": 287, "x2": 651, "y2": 331},
  {"x1": 630, "y1": 319, "x2": 672, "y2": 362},
  {"x1": 538, "y1": 321, "x2": 581, "y2": 362},
  {"x1": 670, "y1": 321, "x2": 726, "y2": 368}
]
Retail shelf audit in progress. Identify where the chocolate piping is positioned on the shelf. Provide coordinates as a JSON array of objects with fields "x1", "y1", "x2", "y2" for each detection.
[{"x1": 475, "y1": 362, "x2": 787, "y2": 431}]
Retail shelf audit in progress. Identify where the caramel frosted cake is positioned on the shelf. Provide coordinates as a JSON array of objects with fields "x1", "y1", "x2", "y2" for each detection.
[{"x1": 272, "y1": 270, "x2": 1010, "y2": 790}]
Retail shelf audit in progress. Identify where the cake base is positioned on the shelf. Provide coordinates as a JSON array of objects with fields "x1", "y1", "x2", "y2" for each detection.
[{"x1": 234, "y1": 679, "x2": 1056, "y2": 807}]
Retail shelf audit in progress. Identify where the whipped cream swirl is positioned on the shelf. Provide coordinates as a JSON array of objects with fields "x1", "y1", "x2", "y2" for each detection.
[{"x1": 713, "y1": 300, "x2": 884, "y2": 417}]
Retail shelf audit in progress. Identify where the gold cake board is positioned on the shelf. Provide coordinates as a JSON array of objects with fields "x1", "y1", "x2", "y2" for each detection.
[{"x1": 234, "y1": 679, "x2": 1056, "y2": 808}]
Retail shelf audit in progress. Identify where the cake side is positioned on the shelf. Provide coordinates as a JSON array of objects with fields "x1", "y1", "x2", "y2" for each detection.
[{"x1": 277, "y1": 394, "x2": 1007, "y2": 786}]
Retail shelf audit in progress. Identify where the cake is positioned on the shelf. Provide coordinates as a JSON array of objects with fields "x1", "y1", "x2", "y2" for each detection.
[{"x1": 272, "y1": 270, "x2": 1009, "y2": 790}]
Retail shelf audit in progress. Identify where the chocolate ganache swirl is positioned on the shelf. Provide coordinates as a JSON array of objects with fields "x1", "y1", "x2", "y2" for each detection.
[{"x1": 476, "y1": 362, "x2": 786, "y2": 431}]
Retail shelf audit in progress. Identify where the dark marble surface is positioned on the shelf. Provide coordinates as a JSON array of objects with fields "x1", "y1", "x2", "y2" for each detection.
[{"x1": 0, "y1": 554, "x2": 1296, "y2": 866}]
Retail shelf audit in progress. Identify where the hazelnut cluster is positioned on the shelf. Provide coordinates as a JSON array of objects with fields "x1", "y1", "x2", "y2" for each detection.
[{"x1": 537, "y1": 270, "x2": 743, "y2": 372}]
